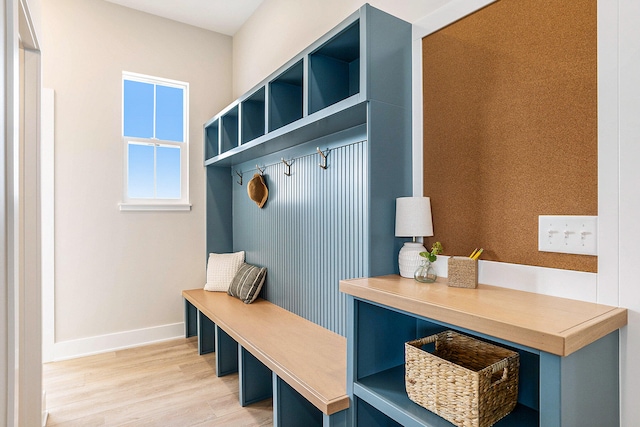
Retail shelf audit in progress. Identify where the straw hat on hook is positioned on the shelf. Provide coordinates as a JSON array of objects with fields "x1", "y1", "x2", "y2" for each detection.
[{"x1": 247, "y1": 173, "x2": 268, "y2": 208}]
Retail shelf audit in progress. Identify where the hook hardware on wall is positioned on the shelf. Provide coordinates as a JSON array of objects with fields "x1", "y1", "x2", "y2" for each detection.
[
  {"x1": 231, "y1": 140, "x2": 365, "y2": 190},
  {"x1": 317, "y1": 147, "x2": 330, "y2": 170},
  {"x1": 281, "y1": 158, "x2": 293, "y2": 176}
]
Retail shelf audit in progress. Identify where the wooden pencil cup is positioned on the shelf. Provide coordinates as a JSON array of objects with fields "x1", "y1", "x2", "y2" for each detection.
[{"x1": 448, "y1": 257, "x2": 478, "y2": 288}]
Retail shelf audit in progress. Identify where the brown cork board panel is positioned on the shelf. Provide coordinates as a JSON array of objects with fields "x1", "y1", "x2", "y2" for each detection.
[{"x1": 422, "y1": 0, "x2": 597, "y2": 272}]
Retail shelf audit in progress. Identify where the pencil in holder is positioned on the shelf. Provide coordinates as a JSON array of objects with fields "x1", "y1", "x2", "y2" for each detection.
[{"x1": 448, "y1": 256, "x2": 478, "y2": 288}]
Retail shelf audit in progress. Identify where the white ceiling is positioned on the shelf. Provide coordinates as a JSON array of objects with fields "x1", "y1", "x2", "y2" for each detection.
[{"x1": 104, "y1": 0, "x2": 264, "y2": 36}]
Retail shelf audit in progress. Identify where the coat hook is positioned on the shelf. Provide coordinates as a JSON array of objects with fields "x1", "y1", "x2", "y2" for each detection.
[
  {"x1": 256, "y1": 164, "x2": 266, "y2": 175},
  {"x1": 235, "y1": 170, "x2": 243, "y2": 185},
  {"x1": 317, "y1": 147, "x2": 329, "y2": 170},
  {"x1": 282, "y1": 158, "x2": 293, "y2": 176}
]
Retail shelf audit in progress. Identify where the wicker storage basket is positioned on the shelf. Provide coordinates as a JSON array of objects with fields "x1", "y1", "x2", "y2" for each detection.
[{"x1": 405, "y1": 330, "x2": 519, "y2": 427}]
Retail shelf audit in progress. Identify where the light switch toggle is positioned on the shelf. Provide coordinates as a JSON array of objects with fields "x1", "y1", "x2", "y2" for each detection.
[{"x1": 538, "y1": 216, "x2": 597, "y2": 256}]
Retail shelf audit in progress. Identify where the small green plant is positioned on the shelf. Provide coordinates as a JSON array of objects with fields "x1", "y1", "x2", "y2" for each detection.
[{"x1": 419, "y1": 241, "x2": 443, "y2": 263}]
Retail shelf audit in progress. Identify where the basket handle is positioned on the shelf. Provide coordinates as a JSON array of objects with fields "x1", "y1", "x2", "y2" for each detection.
[
  {"x1": 491, "y1": 359, "x2": 510, "y2": 386},
  {"x1": 411, "y1": 335, "x2": 438, "y2": 347}
]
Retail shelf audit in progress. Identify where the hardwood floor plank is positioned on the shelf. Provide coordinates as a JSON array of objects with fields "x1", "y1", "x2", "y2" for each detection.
[{"x1": 44, "y1": 337, "x2": 273, "y2": 426}]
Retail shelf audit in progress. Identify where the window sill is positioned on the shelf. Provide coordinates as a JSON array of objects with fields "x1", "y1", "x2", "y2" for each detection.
[{"x1": 119, "y1": 203, "x2": 192, "y2": 212}]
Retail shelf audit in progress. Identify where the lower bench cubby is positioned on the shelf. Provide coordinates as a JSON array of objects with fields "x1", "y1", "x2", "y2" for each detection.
[
  {"x1": 215, "y1": 326, "x2": 238, "y2": 376},
  {"x1": 239, "y1": 345, "x2": 273, "y2": 406}
]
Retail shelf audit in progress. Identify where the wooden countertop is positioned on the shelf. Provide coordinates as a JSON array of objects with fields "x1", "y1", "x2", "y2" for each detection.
[
  {"x1": 339, "y1": 275, "x2": 627, "y2": 356},
  {"x1": 182, "y1": 289, "x2": 348, "y2": 415}
]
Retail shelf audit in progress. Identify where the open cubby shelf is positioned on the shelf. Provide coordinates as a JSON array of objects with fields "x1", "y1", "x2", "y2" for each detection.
[
  {"x1": 309, "y1": 21, "x2": 360, "y2": 115},
  {"x1": 269, "y1": 60, "x2": 304, "y2": 132},
  {"x1": 204, "y1": 119, "x2": 219, "y2": 159},
  {"x1": 350, "y1": 298, "x2": 541, "y2": 426},
  {"x1": 203, "y1": 4, "x2": 412, "y2": 168},
  {"x1": 241, "y1": 87, "x2": 265, "y2": 144},
  {"x1": 355, "y1": 364, "x2": 539, "y2": 427},
  {"x1": 205, "y1": 99, "x2": 366, "y2": 167},
  {"x1": 220, "y1": 106, "x2": 238, "y2": 154}
]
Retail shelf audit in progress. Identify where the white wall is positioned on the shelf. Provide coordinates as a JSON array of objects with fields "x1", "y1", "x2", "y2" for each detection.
[
  {"x1": 232, "y1": 0, "x2": 450, "y2": 97},
  {"x1": 617, "y1": 0, "x2": 640, "y2": 423},
  {"x1": 41, "y1": 0, "x2": 232, "y2": 359},
  {"x1": 233, "y1": 0, "x2": 640, "y2": 424}
]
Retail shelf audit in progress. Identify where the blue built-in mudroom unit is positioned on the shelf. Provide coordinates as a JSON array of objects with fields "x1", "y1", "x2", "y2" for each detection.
[{"x1": 204, "y1": 4, "x2": 412, "y2": 337}]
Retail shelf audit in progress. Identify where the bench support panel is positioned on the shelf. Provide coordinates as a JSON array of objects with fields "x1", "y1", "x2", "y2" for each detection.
[
  {"x1": 239, "y1": 345, "x2": 273, "y2": 406},
  {"x1": 273, "y1": 374, "x2": 348, "y2": 427},
  {"x1": 197, "y1": 311, "x2": 215, "y2": 355},
  {"x1": 184, "y1": 299, "x2": 198, "y2": 338},
  {"x1": 215, "y1": 325, "x2": 238, "y2": 376},
  {"x1": 323, "y1": 410, "x2": 348, "y2": 427},
  {"x1": 274, "y1": 373, "x2": 349, "y2": 427},
  {"x1": 273, "y1": 373, "x2": 321, "y2": 427}
]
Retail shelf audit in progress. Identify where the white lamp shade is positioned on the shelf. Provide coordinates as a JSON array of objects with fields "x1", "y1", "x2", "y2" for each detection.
[{"x1": 395, "y1": 197, "x2": 434, "y2": 238}]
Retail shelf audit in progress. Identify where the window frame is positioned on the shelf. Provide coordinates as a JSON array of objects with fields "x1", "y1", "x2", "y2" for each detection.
[{"x1": 120, "y1": 71, "x2": 190, "y2": 211}]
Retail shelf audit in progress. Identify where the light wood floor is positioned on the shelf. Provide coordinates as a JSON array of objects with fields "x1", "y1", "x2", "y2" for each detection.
[{"x1": 43, "y1": 337, "x2": 273, "y2": 426}]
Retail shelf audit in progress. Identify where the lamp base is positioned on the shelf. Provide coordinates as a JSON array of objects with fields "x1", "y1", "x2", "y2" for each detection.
[{"x1": 398, "y1": 242, "x2": 427, "y2": 278}]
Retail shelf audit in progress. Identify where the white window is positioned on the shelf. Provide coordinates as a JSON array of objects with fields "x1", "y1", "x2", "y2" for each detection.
[{"x1": 120, "y1": 72, "x2": 190, "y2": 211}]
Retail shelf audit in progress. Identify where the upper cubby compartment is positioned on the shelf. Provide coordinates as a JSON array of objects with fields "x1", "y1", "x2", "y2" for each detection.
[
  {"x1": 221, "y1": 105, "x2": 239, "y2": 154},
  {"x1": 309, "y1": 21, "x2": 360, "y2": 115},
  {"x1": 204, "y1": 118, "x2": 219, "y2": 159},
  {"x1": 241, "y1": 87, "x2": 266, "y2": 144},
  {"x1": 269, "y1": 60, "x2": 304, "y2": 132}
]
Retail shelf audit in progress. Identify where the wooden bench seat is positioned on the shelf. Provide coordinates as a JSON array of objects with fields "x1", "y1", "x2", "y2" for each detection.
[{"x1": 182, "y1": 288, "x2": 349, "y2": 425}]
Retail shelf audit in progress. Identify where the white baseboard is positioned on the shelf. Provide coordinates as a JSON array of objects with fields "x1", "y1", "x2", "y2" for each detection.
[{"x1": 49, "y1": 322, "x2": 185, "y2": 362}]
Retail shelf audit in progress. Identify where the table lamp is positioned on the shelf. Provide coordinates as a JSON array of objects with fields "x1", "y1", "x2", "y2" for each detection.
[{"x1": 395, "y1": 197, "x2": 434, "y2": 278}]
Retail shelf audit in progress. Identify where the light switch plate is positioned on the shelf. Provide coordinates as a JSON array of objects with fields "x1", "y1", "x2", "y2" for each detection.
[{"x1": 538, "y1": 215, "x2": 598, "y2": 256}]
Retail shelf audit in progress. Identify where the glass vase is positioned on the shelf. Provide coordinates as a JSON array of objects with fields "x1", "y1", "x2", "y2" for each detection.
[{"x1": 414, "y1": 259, "x2": 437, "y2": 283}]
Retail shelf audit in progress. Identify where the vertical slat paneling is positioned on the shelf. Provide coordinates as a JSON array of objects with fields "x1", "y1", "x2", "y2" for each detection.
[{"x1": 232, "y1": 139, "x2": 367, "y2": 336}]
